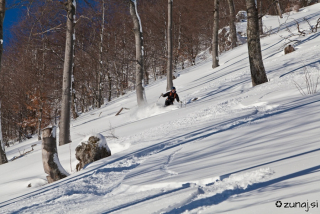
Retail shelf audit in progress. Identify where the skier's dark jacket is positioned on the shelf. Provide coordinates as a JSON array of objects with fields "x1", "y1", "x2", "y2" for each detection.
[{"x1": 163, "y1": 91, "x2": 180, "y2": 104}]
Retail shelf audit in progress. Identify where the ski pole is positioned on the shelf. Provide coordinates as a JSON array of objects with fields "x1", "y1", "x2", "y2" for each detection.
[{"x1": 156, "y1": 94, "x2": 162, "y2": 104}]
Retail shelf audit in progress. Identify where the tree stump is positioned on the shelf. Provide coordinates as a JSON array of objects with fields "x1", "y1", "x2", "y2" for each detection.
[
  {"x1": 42, "y1": 126, "x2": 69, "y2": 183},
  {"x1": 75, "y1": 134, "x2": 111, "y2": 171},
  {"x1": 284, "y1": 45, "x2": 295, "y2": 55}
]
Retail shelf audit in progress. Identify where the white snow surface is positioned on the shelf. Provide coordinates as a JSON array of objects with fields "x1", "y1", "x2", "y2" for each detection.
[{"x1": 1, "y1": 4, "x2": 320, "y2": 214}]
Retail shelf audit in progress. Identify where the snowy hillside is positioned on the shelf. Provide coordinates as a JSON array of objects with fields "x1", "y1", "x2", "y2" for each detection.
[{"x1": 1, "y1": 4, "x2": 320, "y2": 214}]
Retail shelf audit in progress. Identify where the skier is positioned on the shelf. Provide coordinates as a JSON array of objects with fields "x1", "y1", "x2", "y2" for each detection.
[{"x1": 161, "y1": 87, "x2": 180, "y2": 106}]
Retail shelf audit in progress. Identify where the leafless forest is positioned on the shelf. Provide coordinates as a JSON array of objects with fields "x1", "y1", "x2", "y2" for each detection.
[{"x1": 0, "y1": 0, "x2": 310, "y2": 144}]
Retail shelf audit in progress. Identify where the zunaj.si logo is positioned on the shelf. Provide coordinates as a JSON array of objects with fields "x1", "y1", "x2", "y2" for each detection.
[
  {"x1": 275, "y1": 201, "x2": 282, "y2": 208},
  {"x1": 275, "y1": 200, "x2": 319, "y2": 212}
]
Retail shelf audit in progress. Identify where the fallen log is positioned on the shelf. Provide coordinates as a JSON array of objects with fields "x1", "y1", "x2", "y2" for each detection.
[{"x1": 115, "y1": 107, "x2": 130, "y2": 116}]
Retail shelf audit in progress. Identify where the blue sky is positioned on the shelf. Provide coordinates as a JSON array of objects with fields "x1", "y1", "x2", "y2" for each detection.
[
  {"x1": 3, "y1": 7, "x2": 21, "y2": 47},
  {"x1": 3, "y1": 0, "x2": 90, "y2": 48}
]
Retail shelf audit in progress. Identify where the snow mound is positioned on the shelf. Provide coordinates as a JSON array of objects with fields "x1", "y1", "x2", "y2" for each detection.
[
  {"x1": 215, "y1": 168, "x2": 274, "y2": 191},
  {"x1": 108, "y1": 142, "x2": 131, "y2": 154},
  {"x1": 26, "y1": 178, "x2": 47, "y2": 188}
]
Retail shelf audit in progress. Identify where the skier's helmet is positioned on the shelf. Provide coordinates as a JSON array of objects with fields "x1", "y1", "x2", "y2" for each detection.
[{"x1": 171, "y1": 87, "x2": 176, "y2": 91}]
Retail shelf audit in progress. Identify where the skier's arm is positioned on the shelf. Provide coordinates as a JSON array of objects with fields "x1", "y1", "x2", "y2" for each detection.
[
  {"x1": 163, "y1": 92, "x2": 169, "y2": 97},
  {"x1": 176, "y1": 94, "x2": 180, "y2": 102}
]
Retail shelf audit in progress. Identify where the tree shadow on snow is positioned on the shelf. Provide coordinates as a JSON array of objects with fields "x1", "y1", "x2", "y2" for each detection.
[
  {"x1": 0, "y1": 95, "x2": 319, "y2": 210},
  {"x1": 164, "y1": 165, "x2": 320, "y2": 214}
]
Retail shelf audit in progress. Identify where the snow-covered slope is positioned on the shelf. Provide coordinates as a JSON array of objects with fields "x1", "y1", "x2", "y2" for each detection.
[{"x1": 1, "y1": 4, "x2": 320, "y2": 214}]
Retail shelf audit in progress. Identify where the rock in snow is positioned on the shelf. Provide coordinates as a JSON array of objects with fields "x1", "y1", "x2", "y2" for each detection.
[{"x1": 75, "y1": 133, "x2": 111, "y2": 171}]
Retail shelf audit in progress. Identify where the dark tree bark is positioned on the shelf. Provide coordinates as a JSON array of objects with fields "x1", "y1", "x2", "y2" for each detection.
[
  {"x1": 37, "y1": 104, "x2": 43, "y2": 140},
  {"x1": 71, "y1": 78, "x2": 78, "y2": 119},
  {"x1": 166, "y1": 0, "x2": 173, "y2": 91},
  {"x1": 0, "y1": 102, "x2": 7, "y2": 164},
  {"x1": 129, "y1": 0, "x2": 145, "y2": 106},
  {"x1": 42, "y1": 126, "x2": 69, "y2": 183},
  {"x1": 300, "y1": 0, "x2": 308, "y2": 7},
  {"x1": 227, "y1": 0, "x2": 237, "y2": 49},
  {"x1": 246, "y1": 0, "x2": 268, "y2": 86},
  {"x1": 0, "y1": 0, "x2": 7, "y2": 165},
  {"x1": 59, "y1": 0, "x2": 76, "y2": 146},
  {"x1": 71, "y1": 24, "x2": 78, "y2": 119},
  {"x1": 107, "y1": 72, "x2": 112, "y2": 102},
  {"x1": 258, "y1": 0, "x2": 263, "y2": 35},
  {"x1": 212, "y1": 0, "x2": 219, "y2": 69},
  {"x1": 97, "y1": 0, "x2": 105, "y2": 108}
]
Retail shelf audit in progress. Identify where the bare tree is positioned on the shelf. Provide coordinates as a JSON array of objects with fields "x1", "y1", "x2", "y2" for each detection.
[
  {"x1": 227, "y1": 0, "x2": 237, "y2": 49},
  {"x1": 166, "y1": 0, "x2": 173, "y2": 91},
  {"x1": 246, "y1": 0, "x2": 268, "y2": 86},
  {"x1": 37, "y1": 103, "x2": 43, "y2": 140},
  {"x1": 258, "y1": 0, "x2": 263, "y2": 35},
  {"x1": 59, "y1": 0, "x2": 76, "y2": 146},
  {"x1": 72, "y1": 12, "x2": 78, "y2": 119},
  {"x1": 275, "y1": 0, "x2": 282, "y2": 18},
  {"x1": 2, "y1": 0, "x2": 262, "y2": 140},
  {"x1": 300, "y1": 0, "x2": 308, "y2": 7},
  {"x1": 129, "y1": 0, "x2": 145, "y2": 106},
  {"x1": 0, "y1": 0, "x2": 8, "y2": 165},
  {"x1": 71, "y1": 71, "x2": 78, "y2": 118},
  {"x1": 212, "y1": 0, "x2": 219, "y2": 69},
  {"x1": 0, "y1": 101, "x2": 7, "y2": 165},
  {"x1": 97, "y1": 0, "x2": 106, "y2": 108}
]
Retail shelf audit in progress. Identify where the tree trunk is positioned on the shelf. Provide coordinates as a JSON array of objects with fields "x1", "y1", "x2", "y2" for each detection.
[
  {"x1": 246, "y1": 0, "x2": 268, "y2": 86},
  {"x1": 227, "y1": 0, "x2": 237, "y2": 49},
  {"x1": 166, "y1": 0, "x2": 173, "y2": 91},
  {"x1": 71, "y1": 78, "x2": 78, "y2": 119},
  {"x1": 107, "y1": 72, "x2": 112, "y2": 102},
  {"x1": 258, "y1": 0, "x2": 263, "y2": 35},
  {"x1": 59, "y1": 0, "x2": 76, "y2": 146},
  {"x1": 178, "y1": 10, "x2": 182, "y2": 68},
  {"x1": 37, "y1": 104, "x2": 43, "y2": 140},
  {"x1": 0, "y1": 101, "x2": 7, "y2": 165},
  {"x1": 42, "y1": 126, "x2": 69, "y2": 183},
  {"x1": 300, "y1": 0, "x2": 308, "y2": 7},
  {"x1": 0, "y1": 0, "x2": 7, "y2": 165},
  {"x1": 129, "y1": 0, "x2": 145, "y2": 106},
  {"x1": 212, "y1": 0, "x2": 219, "y2": 69},
  {"x1": 276, "y1": 1, "x2": 282, "y2": 18},
  {"x1": 71, "y1": 36, "x2": 78, "y2": 118},
  {"x1": 97, "y1": 0, "x2": 105, "y2": 108},
  {"x1": 144, "y1": 65, "x2": 149, "y2": 86},
  {"x1": 153, "y1": 60, "x2": 157, "y2": 81}
]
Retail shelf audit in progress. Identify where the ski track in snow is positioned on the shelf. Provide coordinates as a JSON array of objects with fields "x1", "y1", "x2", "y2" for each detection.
[
  {"x1": 0, "y1": 98, "x2": 281, "y2": 214},
  {"x1": 0, "y1": 96, "x2": 279, "y2": 214},
  {"x1": 0, "y1": 62, "x2": 315, "y2": 214},
  {"x1": 160, "y1": 148, "x2": 182, "y2": 176},
  {"x1": 1, "y1": 4, "x2": 320, "y2": 214},
  {"x1": 164, "y1": 168, "x2": 275, "y2": 214}
]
